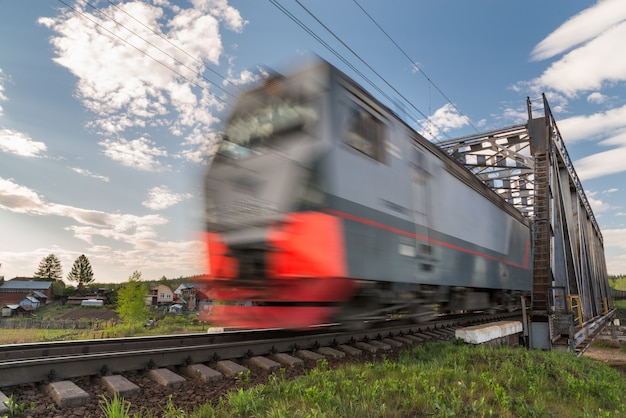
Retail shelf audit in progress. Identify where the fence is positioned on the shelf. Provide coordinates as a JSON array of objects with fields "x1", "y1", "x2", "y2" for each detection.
[{"x1": 0, "y1": 318, "x2": 119, "y2": 330}]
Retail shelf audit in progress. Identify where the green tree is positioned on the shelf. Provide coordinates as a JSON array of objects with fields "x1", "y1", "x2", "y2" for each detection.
[
  {"x1": 51, "y1": 280, "x2": 66, "y2": 297},
  {"x1": 33, "y1": 254, "x2": 63, "y2": 281},
  {"x1": 67, "y1": 254, "x2": 94, "y2": 284},
  {"x1": 116, "y1": 270, "x2": 149, "y2": 332}
]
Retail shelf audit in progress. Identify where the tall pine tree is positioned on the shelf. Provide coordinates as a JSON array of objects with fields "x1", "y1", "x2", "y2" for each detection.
[
  {"x1": 67, "y1": 254, "x2": 94, "y2": 285},
  {"x1": 33, "y1": 254, "x2": 63, "y2": 281}
]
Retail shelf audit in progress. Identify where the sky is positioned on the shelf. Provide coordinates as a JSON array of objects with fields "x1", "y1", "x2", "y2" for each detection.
[{"x1": 1, "y1": 0, "x2": 626, "y2": 283}]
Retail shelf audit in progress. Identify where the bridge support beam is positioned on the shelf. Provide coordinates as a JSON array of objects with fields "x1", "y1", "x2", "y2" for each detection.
[{"x1": 438, "y1": 94, "x2": 614, "y2": 351}]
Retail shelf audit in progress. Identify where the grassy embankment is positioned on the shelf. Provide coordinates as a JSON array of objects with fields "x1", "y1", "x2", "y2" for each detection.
[
  {"x1": 101, "y1": 301, "x2": 626, "y2": 417},
  {"x1": 6, "y1": 302, "x2": 626, "y2": 416},
  {"x1": 99, "y1": 341, "x2": 626, "y2": 417}
]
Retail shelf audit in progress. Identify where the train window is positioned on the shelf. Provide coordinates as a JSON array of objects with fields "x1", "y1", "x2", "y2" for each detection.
[
  {"x1": 344, "y1": 101, "x2": 385, "y2": 162},
  {"x1": 218, "y1": 97, "x2": 318, "y2": 160},
  {"x1": 419, "y1": 244, "x2": 432, "y2": 255},
  {"x1": 420, "y1": 263, "x2": 433, "y2": 272}
]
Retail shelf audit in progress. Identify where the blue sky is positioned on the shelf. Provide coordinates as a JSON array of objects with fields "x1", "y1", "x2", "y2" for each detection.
[{"x1": 1, "y1": 0, "x2": 626, "y2": 283}]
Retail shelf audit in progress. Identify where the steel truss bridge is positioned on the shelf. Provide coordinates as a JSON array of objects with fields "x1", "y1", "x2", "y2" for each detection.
[{"x1": 438, "y1": 94, "x2": 614, "y2": 352}]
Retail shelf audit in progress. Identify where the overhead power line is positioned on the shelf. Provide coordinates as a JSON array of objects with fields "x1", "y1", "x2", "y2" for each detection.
[
  {"x1": 352, "y1": 0, "x2": 479, "y2": 133},
  {"x1": 102, "y1": 0, "x2": 243, "y2": 95},
  {"x1": 58, "y1": 0, "x2": 237, "y2": 106},
  {"x1": 270, "y1": 0, "x2": 448, "y2": 139}
]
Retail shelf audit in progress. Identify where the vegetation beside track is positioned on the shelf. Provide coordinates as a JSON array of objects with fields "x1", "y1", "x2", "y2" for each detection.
[
  {"x1": 0, "y1": 303, "x2": 207, "y2": 344},
  {"x1": 5, "y1": 302, "x2": 626, "y2": 416},
  {"x1": 97, "y1": 341, "x2": 626, "y2": 418}
]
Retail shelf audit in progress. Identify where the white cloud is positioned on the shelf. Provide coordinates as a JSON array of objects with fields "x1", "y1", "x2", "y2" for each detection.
[
  {"x1": 531, "y1": 0, "x2": 626, "y2": 61},
  {"x1": 532, "y1": 22, "x2": 626, "y2": 97},
  {"x1": 604, "y1": 228, "x2": 626, "y2": 274},
  {"x1": 586, "y1": 194, "x2": 611, "y2": 213},
  {"x1": 525, "y1": 0, "x2": 626, "y2": 99},
  {"x1": 558, "y1": 104, "x2": 626, "y2": 143},
  {"x1": 0, "y1": 129, "x2": 47, "y2": 157},
  {"x1": 38, "y1": 0, "x2": 245, "y2": 163},
  {"x1": 226, "y1": 68, "x2": 263, "y2": 86},
  {"x1": 0, "y1": 177, "x2": 166, "y2": 233},
  {"x1": 177, "y1": 129, "x2": 220, "y2": 164},
  {"x1": 99, "y1": 137, "x2": 168, "y2": 171},
  {"x1": 574, "y1": 146, "x2": 626, "y2": 180},
  {"x1": 70, "y1": 167, "x2": 110, "y2": 182},
  {"x1": 587, "y1": 92, "x2": 607, "y2": 104},
  {"x1": 0, "y1": 178, "x2": 168, "y2": 250},
  {"x1": 421, "y1": 103, "x2": 469, "y2": 140},
  {"x1": 143, "y1": 185, "x2": 192, "y2": 210}
]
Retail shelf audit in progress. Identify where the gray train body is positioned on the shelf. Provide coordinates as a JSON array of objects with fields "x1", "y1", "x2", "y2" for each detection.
[{"x1": 206, "y1": 60, "x2": 532, "y2": 322}]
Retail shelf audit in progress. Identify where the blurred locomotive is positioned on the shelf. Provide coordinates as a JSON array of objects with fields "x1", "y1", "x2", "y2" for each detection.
[{"x1": 202, "y1": 59, "x2": 532, "y2": 329}]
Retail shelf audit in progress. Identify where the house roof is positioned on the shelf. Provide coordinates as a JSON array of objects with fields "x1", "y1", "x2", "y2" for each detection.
[
  {"x1": 151, "y1": 284, "x2": 173, "y2": 291},
  {"x1": 32, "y1": 290, "x2": 47, "y2": 299},
  {"x1": 0, "y1": 280, "x2": 52, "y2": 290}
]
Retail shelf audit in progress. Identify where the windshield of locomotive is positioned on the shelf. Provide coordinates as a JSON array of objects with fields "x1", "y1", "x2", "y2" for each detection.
[{"x1": 218, "y1": 96, "x2": 317, "y2": 160}]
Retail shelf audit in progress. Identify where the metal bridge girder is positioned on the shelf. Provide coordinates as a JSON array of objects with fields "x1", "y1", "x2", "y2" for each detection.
[{"x1": 438, "y1": 94, "x2": 613, "y2": 351}]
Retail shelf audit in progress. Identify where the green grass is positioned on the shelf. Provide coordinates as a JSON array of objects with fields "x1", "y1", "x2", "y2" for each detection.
[
  {"x1": 97, "y1": 342, "x2": 626, "y2": 418},
  {"x1": 0, "y1": 304, "x2": 207, "y2": 344},
  {"x1": 614, "y1": 299, "x2": 626, "y2": 320},
  {"x1": 202, "y1": 343, "x2": 626, "y2": 418}
]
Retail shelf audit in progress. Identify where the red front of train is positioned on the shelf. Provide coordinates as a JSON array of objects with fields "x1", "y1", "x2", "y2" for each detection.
[{"x1": 200, "y1": 65, "x2": 356, "y2": 328}]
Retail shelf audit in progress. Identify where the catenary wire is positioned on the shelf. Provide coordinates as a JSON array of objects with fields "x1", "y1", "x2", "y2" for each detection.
[
  {"x1": 270, "y1": 0, "x2": 447, "y2": 140},
  {"x1": 77, "y1": 0, "x2": 235, "y2": 100},
  {"x1": 291, "y1": 0, "x2": 453, "y2": 140},
  {"x1": 102, "y1": 0, "x2": 244, "y2": 95},
  {"x1": 352, "y1": 0, "x2": 479, "y2": 133},
  {"x1": 59, "y1": 0, "x2": 233, "y2": 106}
]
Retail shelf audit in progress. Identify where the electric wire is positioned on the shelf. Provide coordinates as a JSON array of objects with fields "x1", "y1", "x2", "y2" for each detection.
[
  {"x1": 292, "y1": 0, "x2": 453, "y2": 140},
  {"x1": 267, "y1": 0, "x2": 410, "y2": 118},
  {"x1": 77, "y1": 0, "x2": 235, "y2": 100},
  {"x1": 58, "y1": 0, "x2": 233, "y2": 107},
  {"x1": 352, "y1": 0, "x2": 479, "y2": 133},
  {"x1": 102, "y1": 0, "x2": 244, "y2": 95}
]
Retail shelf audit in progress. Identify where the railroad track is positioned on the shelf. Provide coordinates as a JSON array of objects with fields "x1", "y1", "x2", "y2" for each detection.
[{"x1": 0, "y1": 312, "x2": 519, "y2": 416}]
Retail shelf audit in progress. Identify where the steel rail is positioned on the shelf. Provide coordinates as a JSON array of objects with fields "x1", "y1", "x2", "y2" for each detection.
[{"x1": 0, "y1": 312, "x2": 518, "y2": 387}]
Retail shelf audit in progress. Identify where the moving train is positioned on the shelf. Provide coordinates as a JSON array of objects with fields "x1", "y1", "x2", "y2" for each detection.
[{"x1": 202, "y1": 59, "x2": 532, "y2": 329}]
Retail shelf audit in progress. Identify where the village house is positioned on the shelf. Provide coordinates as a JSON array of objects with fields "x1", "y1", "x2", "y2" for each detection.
[
  {"x1": 0, "y1": 277, "x2": 53, "y2": 305},
  {"x1": 147, "y1": 284, "x2": 175, "y2": 306},
  {"x1": 67, "y1": 284, "x2": 113, "y2": 305}
]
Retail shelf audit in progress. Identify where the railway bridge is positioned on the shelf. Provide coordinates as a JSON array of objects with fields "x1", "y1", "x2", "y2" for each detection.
[{"x1": 438, "y1": 94, "x2": 615, "y2": 352}]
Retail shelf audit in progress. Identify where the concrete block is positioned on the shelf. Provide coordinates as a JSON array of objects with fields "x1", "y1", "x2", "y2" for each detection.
[
  {"x1": 369, "y1": 340, "x2": 392, "y2": 350},
  {"x1": 271, "y1": 353, "x2": 304, "y2": 367},
  {"x1": 338, "y1": 344, "x2": 363, "y2": 356},
  {"x1": 100, "y1": 375, "x2": 140, "y2": 396},
  {"x1": 317, "y1": 347, "x2": 345, "y2": 359},
  {"x1": 455, "y1": 321, "x2": 523, "y2": 345},
  {"x1": 354, "y1": 342, "x2": 378, "y2": 353},
  {"x1": 382, "y1": 338, "x2": 404, "y2": 347},
  {"x1": 214, "y1": 360, "x2": 249, "y2": 378},
  {"x1": 46, "y1": 381, "x2": 90, "y2": 408},
  {"x1": 393, "y1": 336, "x2": 415, "y2": 345},
  {"x1": 181, "y1": 364, "x2": 223, "y2": 383},
  {"x1": 296, "y1": 349, "x2": 325, "y2": 361},
  {"x1": 148, "y1": 368, "x2": 186, "y2": 389},
  {"x1": 403, "y1": 334, "x2": 426, "y2": 343},
  {"x1": 245, "y1": 356, "x2": 281, "y2": 372}
]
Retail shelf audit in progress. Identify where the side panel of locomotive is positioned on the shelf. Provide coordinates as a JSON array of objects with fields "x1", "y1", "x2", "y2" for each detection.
[
  {"x1": 322, "y1": 69, "x2": 531, "y2": 294},
  {"x1": 202, "y1": 60, "x2": 532, "y2": 328}
]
